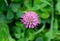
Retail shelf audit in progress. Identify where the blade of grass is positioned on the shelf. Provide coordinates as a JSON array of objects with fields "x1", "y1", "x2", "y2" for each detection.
[{"x1": 4, "y1": 0, "x2": 8, "y2": 6}]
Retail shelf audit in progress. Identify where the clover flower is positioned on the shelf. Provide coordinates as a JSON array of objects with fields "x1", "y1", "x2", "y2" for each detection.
[{"x1": 21, "y1": 11, "x2": 39, "y2": 28}]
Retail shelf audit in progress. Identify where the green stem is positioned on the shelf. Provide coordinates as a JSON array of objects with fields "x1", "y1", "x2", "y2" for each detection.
[
  {"x1": 34, "y1": 24, "x2": 45, "y2": 35},
  {"x1": 50, "y1": 1, "x2": 54, "y2": 31},
  {"x1": 48, "y1": 0, "x2": 54, "y2": 41}
]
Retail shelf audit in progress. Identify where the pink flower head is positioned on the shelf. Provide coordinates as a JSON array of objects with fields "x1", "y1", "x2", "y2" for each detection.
[{"x1": 21, "y1": 11, "x2": 39, "y2": 28}]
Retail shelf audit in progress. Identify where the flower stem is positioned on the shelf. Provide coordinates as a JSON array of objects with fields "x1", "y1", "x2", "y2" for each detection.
[{"x1": 34, "y1": 24, "x2": 45, "y2": 35}]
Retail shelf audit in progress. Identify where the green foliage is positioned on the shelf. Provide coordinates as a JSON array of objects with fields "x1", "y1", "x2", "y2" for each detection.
[
  {"x1": 0, "y1": 0, "x2": 60, "y2": 41},
  {"x1": 10, "y1": 3, "x2": 20, "y2": 12},
  {"x1": 45, "y1": 19, "x2": 58, "y2": 39},
  {"x1": 7, "y1": 9, "x2": 14, "y2": 20},
  {"x1": 11, "y1": 0, "x2": 22, "y2": 2},
  {"x1": 35, "y1": 37, "x2": 44, "y2": 41},
  {"x1": 0, "y1": 23, "x2": 15, "y2": 41},
  {"x1": 56, "y1": 0, "x2": 60, "y2": 14},
  {"x1": 16, "y1": 10, "x2": 23, "y2": 18},
  {"x1": 12, "y1": 22, "x2": 25, "y2": 39}
]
